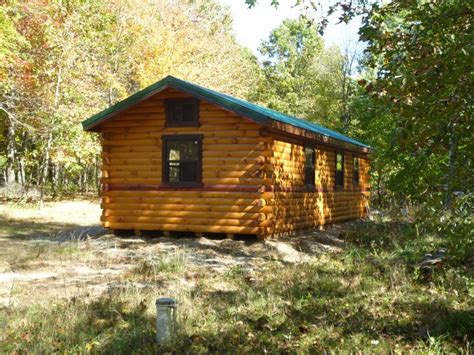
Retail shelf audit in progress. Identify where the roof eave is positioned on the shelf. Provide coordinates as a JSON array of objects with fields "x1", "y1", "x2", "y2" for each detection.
[
  {"x1": 265, "y1": 120, "x2": 372, "y2": 153},
  {"x1": 82, "y1": 77, "x2": 272, "y2": 131},
  {"x1": 81, "y1": 75, "x2": 372, "y2": 153},
  {"x1": 82, "y1": 82, "x2": 172, "y2": 131}
]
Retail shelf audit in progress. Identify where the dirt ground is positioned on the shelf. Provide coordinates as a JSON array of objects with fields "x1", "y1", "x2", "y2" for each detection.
[{"x1": 0, "y1": 200, "x2": 352, "y2": 308}]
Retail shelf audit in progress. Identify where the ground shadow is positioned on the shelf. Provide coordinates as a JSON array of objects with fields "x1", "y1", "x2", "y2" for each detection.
[{"x1": 0, "y1": 215, "x2": 105, "y2": 242}]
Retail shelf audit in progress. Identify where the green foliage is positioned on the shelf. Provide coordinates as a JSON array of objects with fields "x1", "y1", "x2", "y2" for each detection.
[
  {"x1": 250, "y1": 1, "x2": 473, "y2": 205},
  {"x1": 0, "y1": 5, "x2": 27, "y2": 79},
  {"x1": 249, "y1": 17, "x2": 345, "y2": 130},
  {"x1": 412, "y1": 194, "x2": 474, "y2": 267},
  {"x1": 0, "y1": 0, "x2": 258, "y2": 196},
  {"x1": 357, "y1": 0, "x2": 474, "y2": 202}
]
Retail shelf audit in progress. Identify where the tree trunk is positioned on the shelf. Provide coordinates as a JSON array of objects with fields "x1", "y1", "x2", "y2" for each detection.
[
  {"x1": 443, "y1": 125, "x2": 457, "y2": 209},
  {"x1": 17, "y1": 161, "x2": 25, "y2": 186},
  {"x1": 95, "y1": 155, "x2": 101, "y2": 195},
  {"x1": 39, "y1": 62, "x2": 62, "y2": 197},
  {"x1": 18, "y1": 131, "x2": 28, "y2": 186},
  {"x1": 52, "y1": 163, "x2": 60, "y2": 197},
  {"x1": 41, "y1": 132, "x2": 53, "y2": 186},
  {"x1": 5, "y1": 118, "x2": 16, "y2": 185},
  {"x1": 377, "y1": 168, "x2": 383, "y2": 208},
  {"x1": 37, "y1": 131, "x2": 53, "y2": 208},
  {"x1": 340, "y1": 43, "x2": 357, "y2": 133},
  {"x1": 108, "y1": 86, "x2": 114, "y2": 106},
  {"x1": 81, "y1": 165, "x2": 86, "y2": 194}
]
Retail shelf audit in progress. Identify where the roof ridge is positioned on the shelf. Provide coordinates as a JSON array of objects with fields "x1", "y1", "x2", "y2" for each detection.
[
  {"x1": 82, "y1": 75, "x2": 371, "y2": 150},
  {"x1": 166, "y1": 76, "x2": 370, "y2": 149}
]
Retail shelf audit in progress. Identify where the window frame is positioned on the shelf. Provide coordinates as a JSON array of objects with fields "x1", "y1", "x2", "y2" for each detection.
[
  {"x1": 164, "y1": 98, "x2": 200, "y2": 127},
  {"x1": 353, "y1": 155, "x2": 360, "y2": 186},
  {"x1": 161, "y1": 134, "x2": 203, "y2": 188},
  {"x1": 335, "y1": 150, "x2": 344, "y2": 189},
  {"x1": 304, "y1": 144, "x2": 316, "y2": 190}
]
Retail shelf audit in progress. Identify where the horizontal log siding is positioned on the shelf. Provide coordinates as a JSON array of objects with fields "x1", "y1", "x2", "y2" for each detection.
[
  {"x1": 99, "y1": 88, "x2": 269, "y2": 235},
  {"x1": 265, "y1": 138, "x2": 370, "y2": 235}
]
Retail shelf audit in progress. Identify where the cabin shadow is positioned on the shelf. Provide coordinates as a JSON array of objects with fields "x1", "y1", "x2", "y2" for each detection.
[
  {"x1": 0, "y1": 215, "x2": 102, "y2": 242},
  {"x1": 108, "y1": 230, "x2": 262, "y2": 262}
]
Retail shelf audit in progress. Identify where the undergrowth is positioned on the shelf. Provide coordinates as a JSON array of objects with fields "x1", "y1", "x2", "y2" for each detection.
[
  {"x1": 133, "y1": 249, "x2": 186, "y2": 278},
  {"x1": 0, "y1": 203, "x2": 472, "y2": 354}
]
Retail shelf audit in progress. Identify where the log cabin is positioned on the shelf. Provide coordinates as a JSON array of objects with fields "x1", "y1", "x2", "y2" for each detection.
[{"x1": 82, "y1": 76, "x2": 372, "y2": 239}]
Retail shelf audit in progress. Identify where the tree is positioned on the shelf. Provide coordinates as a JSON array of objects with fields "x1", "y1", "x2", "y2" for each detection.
[
  {"x1": 339, "y1": 40, "x2": 361, "y2": 133},
  {"x1": 0, "y1": 0, "x2": 259, "y2": 197},
  {"x1": 0, "y1": 4, "x2": 30, "y2": 186},
  {"x1": 358, "y1": 0, "x2": 473, "y2": 205},
  {"x1": 249, "y1": 17, "x2": 345, "y2": 130},
  {"x1": 248, "y1": 0, "x2": 473, "y2": 205}
]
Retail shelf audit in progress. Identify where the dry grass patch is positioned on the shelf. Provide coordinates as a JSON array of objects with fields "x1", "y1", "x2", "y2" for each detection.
[{"x1": 0, "y1": 200, "x2": 472, "y2": 353}]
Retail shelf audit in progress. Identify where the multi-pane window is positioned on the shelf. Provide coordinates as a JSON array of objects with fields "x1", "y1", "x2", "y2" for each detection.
[
  {"x1": 162, "y1": 135, "x2": 202, "y2": 186},
  {"x1": 335, "y1": 151, "x2": 344, "y2": 188},
  {"x1": 353, "y1": 156, "x2": 360, "y2": 185},
  {"x1": 304, "y1": 146, "x2": 316, "y2": 188},
  {"x1": 165, "y1": 98, "x2": 199, "y2": 127}
]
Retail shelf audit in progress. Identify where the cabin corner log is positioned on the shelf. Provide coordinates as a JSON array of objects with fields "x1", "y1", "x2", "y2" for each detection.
[{"x1": 89, "y1": 85, "x2": 370, "y2": 238}]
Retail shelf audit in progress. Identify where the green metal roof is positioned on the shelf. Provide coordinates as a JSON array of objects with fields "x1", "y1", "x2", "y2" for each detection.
[{"x1": 82, "y1": 75, "x2": 371, "y2": 150}]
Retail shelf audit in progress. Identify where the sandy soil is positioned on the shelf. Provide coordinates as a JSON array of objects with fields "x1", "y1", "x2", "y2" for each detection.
[{"x1": 0, "y1": 200, "x2": 352, "y2": 307}]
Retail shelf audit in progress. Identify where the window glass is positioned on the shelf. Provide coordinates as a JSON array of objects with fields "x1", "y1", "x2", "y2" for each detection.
[
  {"x1": 304, "y1": 146, "x2": 315, "y2": 188},
  {"x1": 335, "y1": 152, "x2": 344, "y2": 188},
  {"x1": 167, "y1": 140, "x2": 198, "y2": 161},
  {"x1": 181, "y1": 162, "x2": 198, "y2": 182},
  {"x1": 163, "y1": 136, "x2": 202, "y2": 185},
  {"x1": 305, "y1": 147, "x2": 314, "y2": 165},
  {"x1": 181, "y1": 103, "x2": 196, "y2": 122},
  {"x1": 168, "y1": 105, "x2": 181, "y2": 122},
  {"x1": 169, "y1": 162, "x2": 180, "y2": 183},
  {"x1": 165, "y1": 99, "x2": 199, "y2": 126},
  {"x1": 336, "y1": 154, "x2": 343, "y2": 171}
]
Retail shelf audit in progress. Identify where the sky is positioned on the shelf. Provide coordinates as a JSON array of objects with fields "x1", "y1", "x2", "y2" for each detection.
[{"x1": 220, "y1": 0, "x2": 363, "y2": 56}]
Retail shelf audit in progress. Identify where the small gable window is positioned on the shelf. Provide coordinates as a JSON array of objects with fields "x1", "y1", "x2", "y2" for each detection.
[
  {"x1": 304, "y1": 145, "x2": 316, "y2": 189},
  {"x1": 165, "y1": 98, "x2": 199, "y2": 127},
  {"x1": 335, "y1": 151, "x2": 344, "y2": 189},
  {"x1": 162, "y1": 135, "x2": 202, "y2": 187},
  {"x1": 353, "y1": 156, "x2": 360, "y2": 186}
]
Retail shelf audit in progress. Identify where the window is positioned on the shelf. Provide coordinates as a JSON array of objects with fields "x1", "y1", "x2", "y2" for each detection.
[
  {"x1": 162, "y1": 135, "x2": 202, "y2": 187},
  {"x1": 353, "y1": 156, "x2": 360, "y2": 185},
  {"x1": 165, "y1": 98, "x2": 199, "y2": 127},
  {"x1": 304, "y1": 145, "x2": 315, "y2": 189},
  {"x1": 335, "y1": 151, "x2": 344, "y2": 188}
]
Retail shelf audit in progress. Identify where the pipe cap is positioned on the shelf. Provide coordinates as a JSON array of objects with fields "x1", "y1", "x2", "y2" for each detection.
[{"x1": 156, "y1": 297, "x2": 177, "y2": 306}]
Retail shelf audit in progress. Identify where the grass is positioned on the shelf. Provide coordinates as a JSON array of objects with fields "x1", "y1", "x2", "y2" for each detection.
[
  {"x1": 0, "y1": 201, "x2": 472, "y2": 353},
  {"x1": 4, "y1": 242, "x2": 91, "y2": 271},
  {"x1": 0, "y1": 200, "x2": 101, "y2": 271},
  {"x1": 133, "y1": 248, "x2": 187, "y2": 278},
  {"x1": 0, "y1": 199, "x2": 100, "y2": 241}
]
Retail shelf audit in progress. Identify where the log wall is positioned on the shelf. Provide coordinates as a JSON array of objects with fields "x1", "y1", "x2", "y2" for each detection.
[
  {"x1": 263, "y1": 138, "x2": 370, "y2": 235},
  {"x1": 97, "y1": 87, "x2": 370, "y2": 237},
  {"x1": 99, "y1": 88, "x2": 270, "y2": 235}
]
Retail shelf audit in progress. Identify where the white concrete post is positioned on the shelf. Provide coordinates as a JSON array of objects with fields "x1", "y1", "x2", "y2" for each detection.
[{"x1": 156, "y1": 297, "x2": 177, "y2": 343}]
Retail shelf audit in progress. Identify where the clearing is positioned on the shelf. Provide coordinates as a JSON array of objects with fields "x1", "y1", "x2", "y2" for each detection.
[
  {"x1": 0, "y1": 200, "x2": 344, "y2": 307},
  {"x1": 0, "y1": 200, "x2": 472, "y2": 353}
]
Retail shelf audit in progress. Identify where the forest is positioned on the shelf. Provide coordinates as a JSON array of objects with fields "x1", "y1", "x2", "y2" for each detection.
[
  {"x1": 0, "y1": 0, "x2": 472, "y2": 353},
  {"x1": 1, "y1": 0, "x2": 472, "y2": 206}
]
